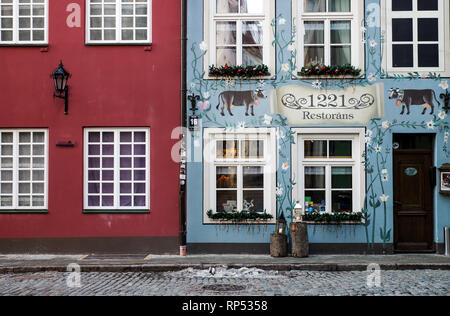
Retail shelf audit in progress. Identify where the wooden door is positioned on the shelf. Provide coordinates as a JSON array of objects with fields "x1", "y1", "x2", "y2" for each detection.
[{"x1": 393, "y1": 134, "x2": 434, "y2": 251}]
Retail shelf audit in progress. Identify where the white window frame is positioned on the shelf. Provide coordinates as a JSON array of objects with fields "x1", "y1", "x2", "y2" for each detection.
[
  {"x1": 293, "y1": 0, "x2": 364, "y2": 73},
  {"x1": 83, "y1": 128, "x2": 150, "y2": 211},
  {"x1": 292, "y1": 128, "x2": 365, "y2": 215},
  {"x1": 203, "y1": 0, "x2": 275, "y2": 78},
  {"x1": 382, "y1": 0, "x2": 450, "y2": 76},
  {"x1": 203, "y1": 128, "x2": 276, "y2": 224},
  {"x1": 0, "y1": 0, "x2": 48, "y2": 45},
  {"x1": 85, "y1": 0, "x2": 152, "y2": 45},
  {"x1": 0, "y1": 129, "x2": 48, "y2": 210}
]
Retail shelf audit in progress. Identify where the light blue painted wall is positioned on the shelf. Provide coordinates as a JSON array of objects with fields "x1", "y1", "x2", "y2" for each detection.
[{"x1": 186, "y1": 0, "x2": 450, "y2": 248}]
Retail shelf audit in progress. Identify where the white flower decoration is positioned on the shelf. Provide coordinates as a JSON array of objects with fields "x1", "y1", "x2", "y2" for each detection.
[
  {"x1": 237, "y1": 121, "x2": 246, "y2": 129},
  {"x1": 276, "y1": 186, "x2": 284, "y2": 196},
  {"x1": 202, "y1": 91, "x2": 210, "y2": 100},
  {"x1": 282, "y1": 162, "x2": 289, "y2": 171},
  {"x1": 368, "y1": 73, "x2": 376, "y2": 82},
  {"x1": 287, "y1": 44, "x2": 296, "y2": 52},
  {"x1": 263, "y1": 114, "x2": 273, "y2": 125},
  {"x1": 190, "y1": 82, "x2": 196, "y2": 89},
  {"x1": 312, "y1": 80, "x2": 322, "y2": 90},
  {"x1": 380, "y1": 194, "x2": 390, "y2": 203},
  {"x1": 276, "y1": 129, "x2": 285, "y2": 140},
  {"x1": 382, "y1": 174, "x2": 389, "y2": 182},
  {"x1": 375, "y1": 145, "x2": 382, "y2": 153},
  {"x1": 427, "y1": 121, "x2": 435, "y2": 130},
  {"x1": 439, "y1": 80, "x2": 449, "y2": 90},
  {"x1": 382, "y1": 121, "x2": 391, "y2": 129},
  {"x1": 438, "y1": 111, "x2": 447, "y2": 120},
  {"x1": 199, "y1": 41, "x2": 208, "y2": 51},
  {"x1": 281, "y1": 63, "x2": 290, "y2": 72},
  {"x1": 369, "y1": 40, "x2": 377, "y2": 47},
  {"x1": 279, "y1": 18, "x2": 286, "y2": 25},
  {"x1": 382, "y1": 169, "x2": 388, "y2": 175}
]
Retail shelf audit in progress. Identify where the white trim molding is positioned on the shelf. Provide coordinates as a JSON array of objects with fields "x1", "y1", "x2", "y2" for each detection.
[
  {"x1": 0, "y1": 129, "x2": 48, "y2": 210},
  {"x1": 203, "y1": 127, "x2": 277, "y2": 224},
  {"x1": 0, "y1": 0, "x2": 48, "y2": 45},
  {"x1": 291, "y1": 127, "x2": 366, "y2": 215},
  {"x1": 381, "y1": 0, "x2": 450, "y2": 77},
  {"x1": 203, "y1": 0, "x2": 276, "y2": 78},
  {"x1": 85, "y1": 0, "x2": 152, "y2": 45}
]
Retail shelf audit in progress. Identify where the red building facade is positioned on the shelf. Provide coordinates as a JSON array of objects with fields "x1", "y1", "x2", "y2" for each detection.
[{"x1": 0, "y1": 0, "x2": 181, "y2": 253}]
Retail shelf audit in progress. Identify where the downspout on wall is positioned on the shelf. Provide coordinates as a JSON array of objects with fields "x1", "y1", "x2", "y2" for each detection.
[{"x1": 179, "y1": 0, "x2": 188, "y2": 256}]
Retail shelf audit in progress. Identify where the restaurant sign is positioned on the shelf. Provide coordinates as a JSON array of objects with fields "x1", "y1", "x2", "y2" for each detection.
[{"x1": 270, "y1": 83, "x2": 385, "y2": 125}]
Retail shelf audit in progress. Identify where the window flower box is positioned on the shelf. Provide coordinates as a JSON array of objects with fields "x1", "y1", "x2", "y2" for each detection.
[
  {"x1": 299, "y1": 64, "x2": 362, "y2": 78},
  {"x1": 209, "y1": 64, "x2": 270, "y2": 78},
  {"x1": 302, "y1": 211, "x2": 364, "y2": 224},
  {"x1": 206, "y1": 210, "x2": 273, "y2": 223}
]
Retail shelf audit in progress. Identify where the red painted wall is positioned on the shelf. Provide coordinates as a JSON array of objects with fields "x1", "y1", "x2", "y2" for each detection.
[{"x1": 0, "y1": 1, "x2": 180, "y2": 240}]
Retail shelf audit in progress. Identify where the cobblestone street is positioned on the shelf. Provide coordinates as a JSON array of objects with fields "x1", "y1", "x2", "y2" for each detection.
[{"x1": 0, "y1": 268, "x2": 448, "y2": 296}]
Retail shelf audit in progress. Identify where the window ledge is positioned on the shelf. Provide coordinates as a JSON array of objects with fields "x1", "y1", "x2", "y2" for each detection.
[
  {"x1": 296, "y1": 73, "x2": 364, "y2": 80},
  {"x1": 83, "y1": 209, "x2": 150, "y2": 214},
  {"x1": 0, "y1": 44, "x2": 48, "y2": 47},
  {"x1": 0, "y1": 210, "x2": 48, "y2": 214},
  {"x1": 85, "y1": 42, "x2": 152, "y2": 47},
  {"x1": 203, "y1": 74, "x2": 274, "y2": 81},
  {"x1": 205, "y1": 220, "x2": 276, "y2": 225},
  {"x1": 302, "y1": 221, "x2": 364, "y2": 225}
]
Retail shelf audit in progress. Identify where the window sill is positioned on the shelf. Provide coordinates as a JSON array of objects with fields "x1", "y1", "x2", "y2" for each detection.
[
  {"x1": 205, "y1": 219, "x2": 276, "y2": 225},
  {"x1": 85, "y1": 42, "x2": 152, "y2": 47},
  {"x1": 0, "y1": 209, "x2": 48, "y2": 214},
  {"x1": 0, "y1": 44, "x2": 48, "y2": 47},
  {"x1": 296, "y1": 73, "x2": 364, "y2": 80},
  {"x1": 302, "y1": 221, "x2": 364, "y2": 225},
  {"x1": 83, "y1": 209, "x2": 150, "y2": 214},
  {"x1": 203, "y1": 74, "x2": 274, "y2": 81}
]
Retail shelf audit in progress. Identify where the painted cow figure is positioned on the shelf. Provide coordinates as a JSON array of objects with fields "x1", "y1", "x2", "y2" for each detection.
[
  {"x1": 388, "y1": 88, "x2": 440, "y2": 115},
  {"x1": 216, "y1": 89, "x2": 267, "y2": 116}
]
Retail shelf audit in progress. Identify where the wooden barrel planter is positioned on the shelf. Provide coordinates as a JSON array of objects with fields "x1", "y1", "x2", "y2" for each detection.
[
  {"x1": 270, "y1": 233, "x2": 288, "y2": 257},
  {"x1": 290, "y1": 222, "x2": 309, "y2": 258}
]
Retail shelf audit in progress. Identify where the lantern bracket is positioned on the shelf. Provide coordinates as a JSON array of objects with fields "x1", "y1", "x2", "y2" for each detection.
[{"x1": 53, "y1": 86, "x2": 69, "y2": 115}]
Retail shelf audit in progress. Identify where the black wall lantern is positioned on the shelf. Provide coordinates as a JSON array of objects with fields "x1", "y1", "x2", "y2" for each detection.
[
  {"x1": 440, "y1": 89, "x2": 450, "y2": 114},
  {"x1": 51, "y1": 61, "x2": 71, "y2": 115}
]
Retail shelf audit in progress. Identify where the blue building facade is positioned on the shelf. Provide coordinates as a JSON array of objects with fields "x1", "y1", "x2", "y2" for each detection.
[{"x1": 185, "y1": 0, "x2": 450, "y2": 254}]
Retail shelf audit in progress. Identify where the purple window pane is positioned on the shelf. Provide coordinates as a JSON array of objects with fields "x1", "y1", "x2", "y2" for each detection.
[
  {"x1": 102, "y1": 183, "x2": 114, "y2": 194},
  {"x1": 102, "y1": 157, "x2": 114, "y2": 168},
  {"x1": 120, "y1": 158, "x2": 132, "y2": 168},
  {"x1": 88, "y1": 170, "x2": 100, "y2": 181},
  {"x1": 102, "y1": 145, "x2": 114, "y2": 156},
  {"x1": 88, "y1": 132, "x2": 100, "y2": 142},
  {"x1": 88, "y1": 145, "x2": 100, "y2": 155},
  {"x1": 134, "y1": 132, "x2": 146, "y2": 143},
  {"x1": 120, "y1": 170, "x2": 132, "y2": 181},
  {"x1": 88, "y1": 195, "x2": 100, "y2": 207},
  {"x1": 120, "y1": 132, "x2": 132, "y2": 142},
  {"x1": 120, "y1": 195, "x2": 132, "y2": 207},
  {"x1": 102, "y1": 196, "x2": 114, "y2": 207},
  {"x1": 120, "y1": 144, "x2": 132, "y2": 155},
  {"x1": 120, "y1": 183, "x2": 132, "y2": 193},
  {"x1": 134, "y1": 170, "x2": 146, "y2": 181},
  {"x1": 88, "y1": 183, "x2": 100, "y2": 194},
  {"x1": 102, "y1": 170, "x2": 114, "y2": 181},
  {"x1": 102, "y1": 132, "x2": 114, "y2": 143},
  {"x1": 134, "y1": 144, "x2": 146, "y2": 155},
  {"x1": 88, "y1": 158, "x2": 100, "y2": 168},
  {"x1": 134, "y1": 157, "x2": 146, "y2": 168},
  {"x1": 134, "y1": 196, "x2": 146, "y2": 207},
  {"x1": 134, "y1": 183, "x2": 146, "y2": 194}
]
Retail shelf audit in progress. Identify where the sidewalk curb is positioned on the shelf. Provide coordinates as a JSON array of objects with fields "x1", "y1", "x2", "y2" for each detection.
[{"x1": 1, "y1": 263, "x2": 449, "y2": 273}]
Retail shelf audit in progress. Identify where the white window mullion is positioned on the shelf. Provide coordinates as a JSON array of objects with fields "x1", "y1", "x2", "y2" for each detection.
[
  {"x1": 13, "y1": 0, "x2": 18, "y2": 43},
  {"x1": 12, "y1": 132, "x2": 18, "y2": 208},
  {"x1": 236, "y1": 20, "x2": 243, "y2": 66},
  {"x1": 116, "y1": 1, "x2": 121, "y2": 42},
  {"x1": 324, "y1": 19, "x2": 330, "y2": 65},
  {"x1": 114, "y1": 131, "x2": 120, "y2": 209}
]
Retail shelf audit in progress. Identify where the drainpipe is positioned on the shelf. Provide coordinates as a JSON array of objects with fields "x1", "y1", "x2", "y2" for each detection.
[{"x1": 179, "y1": 0, "x2": 188, "y2": 256}]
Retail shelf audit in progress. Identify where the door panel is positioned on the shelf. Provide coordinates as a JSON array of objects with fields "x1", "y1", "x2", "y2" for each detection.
[{"x1": 393, "y1": 135, "x2": 434, "y2": 251}]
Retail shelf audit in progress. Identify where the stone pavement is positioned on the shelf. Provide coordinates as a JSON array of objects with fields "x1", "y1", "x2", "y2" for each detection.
[
  {"x1": 0, "y1": 254, "x2": 449, "y2": 273},
  {"x1": 0, "y1": 269, "x2": 448, "y2": 296}
]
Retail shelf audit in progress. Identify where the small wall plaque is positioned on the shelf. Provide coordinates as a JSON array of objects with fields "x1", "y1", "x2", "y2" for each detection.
[{"x1": 439, "y1": 164, "x2": 450, "y2": 196}]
